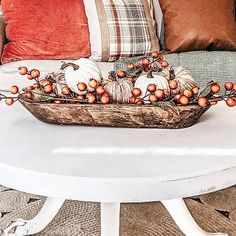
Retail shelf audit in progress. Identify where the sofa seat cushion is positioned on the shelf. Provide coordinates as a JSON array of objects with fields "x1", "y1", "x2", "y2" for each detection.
[{"x1": 0, "y1": 60, "x2": 114, "y2": 89}]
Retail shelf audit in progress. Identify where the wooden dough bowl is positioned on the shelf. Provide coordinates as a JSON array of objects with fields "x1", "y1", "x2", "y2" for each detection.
[{"x1": 19, "y1": 96, "x2": 210, "y2": 129}]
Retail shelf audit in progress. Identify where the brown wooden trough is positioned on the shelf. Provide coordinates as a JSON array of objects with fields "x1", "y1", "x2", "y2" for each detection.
[{"x1": 19, "y1": 96, "x2": 210, "y2": 129}]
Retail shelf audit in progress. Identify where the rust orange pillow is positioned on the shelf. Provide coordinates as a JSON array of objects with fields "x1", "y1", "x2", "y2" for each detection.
[
  {"x1": 1, "y1": 0, "x2": 90, "y2": 63},
  {"x1": 159, "y1": 0, "x2": 236, "y2": 52}
]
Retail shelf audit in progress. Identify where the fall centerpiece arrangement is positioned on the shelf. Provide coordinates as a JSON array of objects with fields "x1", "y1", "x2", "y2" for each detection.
[{"x1": 1, "y1": 52, "x2": 235, "y2": 128}]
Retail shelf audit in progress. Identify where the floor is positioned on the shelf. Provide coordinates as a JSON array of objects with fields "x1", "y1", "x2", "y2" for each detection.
[{"x1": 0, "y1": 185, "x2": 235, "y2": 236}]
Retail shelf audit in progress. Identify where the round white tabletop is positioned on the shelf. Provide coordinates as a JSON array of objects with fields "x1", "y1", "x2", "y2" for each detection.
[{"x1": 0, "y1": 100, "x2": 236, "y2": 203}]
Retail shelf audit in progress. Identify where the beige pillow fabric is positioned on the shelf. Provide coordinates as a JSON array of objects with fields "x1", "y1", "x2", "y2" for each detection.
[{"x1": 83, "y1": 0, "x2": 160, "y2": 62}]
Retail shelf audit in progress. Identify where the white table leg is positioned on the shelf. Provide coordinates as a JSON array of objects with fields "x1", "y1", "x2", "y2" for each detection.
[
  {"x1": 2, "y1": 197, "x2": 65, "y2": 236},
  {"x1": 101, "y1": 203, "x2": 120, "y2": 236},
  {"x1": 162, "y1": 199, "x2": 228, "y2": 236}
]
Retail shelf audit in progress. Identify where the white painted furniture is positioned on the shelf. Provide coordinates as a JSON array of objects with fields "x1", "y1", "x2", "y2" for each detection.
[{"x1": 0, "y1": 73, "x2": 236, "y2": 236}]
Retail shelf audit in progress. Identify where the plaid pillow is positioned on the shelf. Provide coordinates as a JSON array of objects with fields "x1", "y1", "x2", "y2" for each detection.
[{"x1": 83, "y1": 0, "x2": 160, "y2": 62}]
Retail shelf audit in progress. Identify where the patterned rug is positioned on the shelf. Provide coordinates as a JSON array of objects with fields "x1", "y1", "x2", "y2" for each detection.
[{"x1": 0, "y1": 185, "x2": 236, "y2": 236}]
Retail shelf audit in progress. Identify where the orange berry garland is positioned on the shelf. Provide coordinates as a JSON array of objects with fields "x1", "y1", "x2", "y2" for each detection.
[{"x1": 0, "y1": 55, "x2": 235, "y2": 111}]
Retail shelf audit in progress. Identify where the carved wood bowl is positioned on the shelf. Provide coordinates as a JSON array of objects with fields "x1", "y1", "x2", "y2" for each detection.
[{"x1": 19, "y1": 96, "x2": 211, "y2": 129}]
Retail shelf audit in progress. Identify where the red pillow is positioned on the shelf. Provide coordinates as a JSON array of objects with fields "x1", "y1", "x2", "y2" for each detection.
[{"x1": 1, "y1": 0, "x2": 91, "y2": 63}]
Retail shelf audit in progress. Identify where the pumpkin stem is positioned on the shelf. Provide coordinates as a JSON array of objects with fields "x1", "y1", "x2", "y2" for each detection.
[
  {"x1": 147, "y1": 70, "x2": 154, "y2": 78},
  {"x1": 60, "y1": 62, "x2": 80, "y2": 71}
]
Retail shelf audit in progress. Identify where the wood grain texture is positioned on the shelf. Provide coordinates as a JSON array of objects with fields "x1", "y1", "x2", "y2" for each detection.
[{"x1": 19, "y1": 96, "x2": 210, "y2": 129}]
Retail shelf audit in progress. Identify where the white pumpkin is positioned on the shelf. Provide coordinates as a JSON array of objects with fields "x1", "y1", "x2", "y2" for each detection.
[
  {"x1": 102, "y1": 78, "x2": 133, "y2": 103},
  {"x1": 61, "y1": 58, "x2": 102, "y2": 94},
  {"x1": 161, "y1": 67, "x2": 197, "y2": 94},
  {"x1": 134, "y1": 73, "x2": 170, "y2": 99}
]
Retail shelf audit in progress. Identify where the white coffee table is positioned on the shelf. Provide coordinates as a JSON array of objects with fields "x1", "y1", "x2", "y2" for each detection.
[{"x1": 0, "y1": 98, "x2": 235, "y2": 236}]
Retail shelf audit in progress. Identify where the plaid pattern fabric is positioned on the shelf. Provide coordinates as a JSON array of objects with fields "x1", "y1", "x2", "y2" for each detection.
[{"x1": 98, "y1": 0, "x2": 159, "y2": 61}]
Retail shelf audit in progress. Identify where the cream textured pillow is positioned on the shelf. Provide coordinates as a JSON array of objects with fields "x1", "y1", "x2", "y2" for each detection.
[{"x1": 83, "y1": 0, "x2": 160, "y2": 62}]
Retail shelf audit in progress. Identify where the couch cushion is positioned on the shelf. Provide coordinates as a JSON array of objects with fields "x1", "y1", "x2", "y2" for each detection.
[
  {"x1": 0, "y1": 60, "x2": 114, "y2": 89},
  {"x1": 1, "y1": 0, "x2": 91, "y2": 64}
]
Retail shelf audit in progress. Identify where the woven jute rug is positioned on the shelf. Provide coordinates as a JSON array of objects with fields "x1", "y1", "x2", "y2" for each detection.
[{"x1": 0, "y1": 186, "x2": 236, "y2": 236}]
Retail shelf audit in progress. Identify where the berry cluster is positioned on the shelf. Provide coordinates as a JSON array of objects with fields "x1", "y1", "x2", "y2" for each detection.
[{"x1": 77, "y1": 81, "x2": 110, "y2": 104}]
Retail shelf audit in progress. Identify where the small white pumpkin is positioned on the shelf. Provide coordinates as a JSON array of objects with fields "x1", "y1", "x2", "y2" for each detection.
[
  {"x1": 61, "y1": 58, "x2": 102, "y2": 94},
  {"x1": 134, "y1": 72, "x2": 170, "y2": 99},
  {"x1": 102, "y1": 78, "x2": 133, "y2": 103},
  {"x1": 161, "y1": 67, "x2": 197, "y2": 94}
]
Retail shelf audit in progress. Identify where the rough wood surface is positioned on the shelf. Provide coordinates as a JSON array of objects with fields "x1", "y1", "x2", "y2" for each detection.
[{"x1": 19, "y1": 96, "x2": 210, "y2": 129}]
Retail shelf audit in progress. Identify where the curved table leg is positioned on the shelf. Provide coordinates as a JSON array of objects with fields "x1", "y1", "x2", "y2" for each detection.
[
  {"x1": 101, "y1": 203, "x2": 120, "y2": 236},
  {"x1": 162, "y1": 199, "x2": 228, "y2": 236},
  {"x1": 2, "y1": 197, "x2": 65, "y2": 236}
]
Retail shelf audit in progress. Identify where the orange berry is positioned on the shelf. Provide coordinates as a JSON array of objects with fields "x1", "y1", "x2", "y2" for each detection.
[
  {"x1": 44, "y1": 84, "x2": 53, "y2": 94},
  {"x1": 27, "y1": 74, "x2": 33, "y2": 80},
  {"x1": 5, "y1": 97, "x2": 14, "y2": 106},
  {"x1": 42, "y1": 80, "x2": 51, "y2": 87},
  {"x1": 163, "y1": 89, "x2": 170, "y2": 97},
  {"x1": 192, "y1": 87, "x2": 199, "y2": 95},
  {"x1": 147, "y1": 84, "x2": 156, "y2": 92},
  {"x1": 174, "y1": 94, "x2": 182, "y2": 103},
  {"x1": 78, "y1": 82, "x2": 87, "y2": 91},
  {"x1": 211, "y1": 83, "x2": 221, "y2": 93},
  {"x1": 183, "y1": 89, "x2": 193, "y2": 98},
  {"x1": 101, "y1": 94, "x2": 110, "y2": 104},
  {"x1": 86, "y1": 93, "x2": 96, "y2": 104},
  {"x1": 19, "y1": 66, "x2": 28, "y2": 75},
  {"x1": 96, "y1": 86, "x2": 106, "y2": 95},
  {"x1": 225, "y1": 82, "x2": 234, "y2": 91},
  {"x1": 117, "y1": 71, "x2": 126, "y2": 78},
  {"x1": 10, "y1": 85, "x2": 19, "y2": 94},
  {"x1": 135, "y1": 97, "x2": 143, "y2": 105},
  {"x1": 169, "y1": 80, "x2": 178, "y2": 90},
  {"x1": 179, "y1": 95, "x2": 189, "y2": 106},
  {"x1": 233, "y1": 84, "x2": 236, "y2": 92},
  {"x1": 154, "y1": 89, "x2": 164, "y2": 99},
  {"x1": 142, "y1": 58, "x2": 150, "y2": 66},
  {"x1": 160, "y1": 61, "x2": 169, "y2": 68},
  {"x1": 31, "y1": 69, "x2": 40, "y2": 78},
  {"x1": 198, "y1": 97, "x2": 208, "y2": 107},
  {"x1": 151, "y1": 51, "x2": 159, "y2": 58},
  {"x1": 149, "y1": 94, "x2": 158, "y2": 103},
  {"x1": 88, "y1": 79, "x2": 99, "y2": 89},
  {"x1": 62, "y1": 86, "x2": 71, "y2": 95},
  {"x1": 127, "y1": 63, "x2": 135, "y2": 70},
  {"x1": 226, "y1": 97, "x2": 236, "y2": 107},
  {"x1": 132, "y1": 88, "x2": 142, "y2": 97}
]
